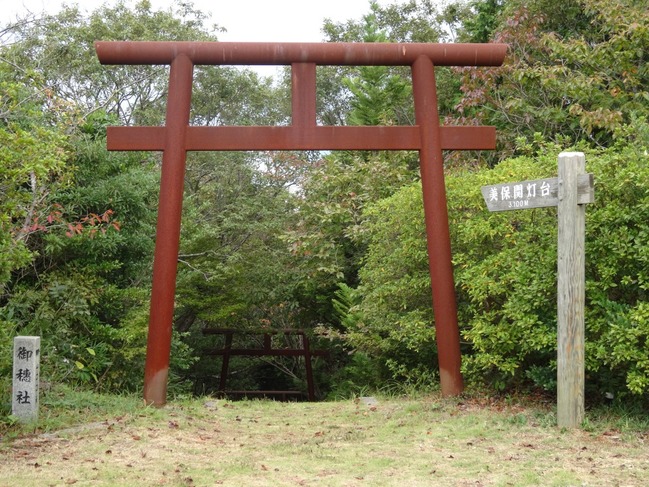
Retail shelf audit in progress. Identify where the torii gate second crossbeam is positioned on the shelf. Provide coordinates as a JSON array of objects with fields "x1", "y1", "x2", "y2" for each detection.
[{"x1": 95, "y1": 41, "x2": 507, "y2": 406}]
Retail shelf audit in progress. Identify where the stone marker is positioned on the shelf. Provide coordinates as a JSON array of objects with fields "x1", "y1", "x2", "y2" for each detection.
[{"x1": 12, "y1": 336, "x2": 41, "y2": 423}]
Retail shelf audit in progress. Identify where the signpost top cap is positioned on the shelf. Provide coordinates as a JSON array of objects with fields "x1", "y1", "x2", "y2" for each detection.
[{"x1": 559, "y1": 151, "x2": 585, "y2": 158}]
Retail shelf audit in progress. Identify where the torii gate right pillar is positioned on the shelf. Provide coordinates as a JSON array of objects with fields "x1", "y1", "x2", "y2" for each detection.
[{"x1": 413, "y1": 55, "x2": 463, "y2": 394}]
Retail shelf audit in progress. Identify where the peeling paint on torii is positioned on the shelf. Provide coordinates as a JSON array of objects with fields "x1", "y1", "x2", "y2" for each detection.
[{"x1": 95, "y1": 41, "x2": 507, "y2": 406}]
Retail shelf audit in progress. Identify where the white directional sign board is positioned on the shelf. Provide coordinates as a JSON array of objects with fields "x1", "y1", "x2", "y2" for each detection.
[{"x1": 481, "y1": 173, "x2": 594, "y2": 212}]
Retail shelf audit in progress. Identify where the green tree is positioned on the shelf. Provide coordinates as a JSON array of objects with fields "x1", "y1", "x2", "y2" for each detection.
[
  {"x1": 1, "y1": 112, "x2": 162, "y2": 391},
  {"x1": 317, "y1": 0, "x2": 442, "y2": 126},
  {"x1": 322, "y1": 0, "x2": 441, "y2": 43},
  {"x1": 441, "y1": 0, "x2": 504, "y2": 44},
  {"x1": 342, "y1": 15, "x2": 413, "y2": 127},
  {"x1": 0, "y1": 63, "x2": 70, "y2": 288},
  {"x1": 289, "y1": 1, "x2": 446, "y2": 293},
  {"x1": 2, "y1": 0, "x2": 221, "y2": 125},
  {"x1": 452, "y1": 0, "x2": 649, "y2": 159},
  {"x1": 0, "y1": 0, "x2": 290, "y2": 393}
]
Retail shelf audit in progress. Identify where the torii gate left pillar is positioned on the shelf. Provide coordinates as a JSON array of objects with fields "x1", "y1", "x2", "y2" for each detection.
[{"x1": 96, "y1": 41, "x2": 506, "y2": 405}]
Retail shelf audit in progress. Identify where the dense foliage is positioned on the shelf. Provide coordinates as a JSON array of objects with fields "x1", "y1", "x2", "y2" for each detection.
[
  {"x1": 1, "y1": 0, "x2": 648, "y2": 406},
  {"x1": 349, "y1": 139, "x2": 649, "y2": 398},
  {"x1": 453, "y1": 0, "x2": 649, "y2": 159},
  {"x1": 0, "y1": 64, "x2": 70, "y2": 287}
]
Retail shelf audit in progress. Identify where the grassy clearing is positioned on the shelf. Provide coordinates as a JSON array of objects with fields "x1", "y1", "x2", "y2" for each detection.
[{"x1": 1, "y1": 387, "x2": 647, "y2": 486}]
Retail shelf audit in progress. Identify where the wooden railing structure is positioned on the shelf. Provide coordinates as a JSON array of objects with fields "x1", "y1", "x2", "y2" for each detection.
[{"x1": 202, "y1": 328, "x2": 329, "y2": 401}]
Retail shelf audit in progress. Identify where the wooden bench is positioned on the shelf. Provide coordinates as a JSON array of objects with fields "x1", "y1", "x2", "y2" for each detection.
[{"x1": 202, "y1": 328, "x2": 328, "y2": 401}]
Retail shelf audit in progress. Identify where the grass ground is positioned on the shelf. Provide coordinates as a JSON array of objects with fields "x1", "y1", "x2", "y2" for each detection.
[{"x1": 1, "y1": 387, "x2": 647, "y2": 486}]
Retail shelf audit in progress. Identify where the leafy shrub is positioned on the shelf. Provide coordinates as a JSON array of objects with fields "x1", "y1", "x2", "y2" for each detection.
[
  {"x1": 349, "y1": 139, "x2": 649, "y2": 397},
  {"x1": 0, "y1": 125, "x2": 182, "y2": 394},
  {"x1": 352, "y1": 183, "x2": 439, "y2": 384}
]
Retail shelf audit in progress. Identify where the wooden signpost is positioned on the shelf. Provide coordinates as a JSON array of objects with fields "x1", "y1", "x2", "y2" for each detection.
[{"x1": 481, "y1": 152, "x2": 594, "y2": 428}]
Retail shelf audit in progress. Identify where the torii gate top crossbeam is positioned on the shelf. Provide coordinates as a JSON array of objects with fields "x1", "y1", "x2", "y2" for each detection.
[
  {"x1": 96, "y1": 41, "x2": 507, "y2": 153},
  {"x1": 95, "y1": 41, "x2": 506, "y2": 67}
]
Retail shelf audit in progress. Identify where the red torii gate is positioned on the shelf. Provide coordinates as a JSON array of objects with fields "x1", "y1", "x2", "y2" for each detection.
[{"x1": 95, "y1": 41, "x2": 506, "y2": 406}]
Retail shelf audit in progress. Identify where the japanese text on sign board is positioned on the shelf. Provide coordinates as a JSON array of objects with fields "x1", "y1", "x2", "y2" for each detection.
[
  {"x1": 481, "y1": 174, "x2": 594, "y2": 212},
  {"x1": 486, "y1": 180, "x2": 552, "y2": 209}
]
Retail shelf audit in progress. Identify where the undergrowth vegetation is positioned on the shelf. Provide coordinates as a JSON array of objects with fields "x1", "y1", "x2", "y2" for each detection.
[{"x1": 340, "y1": 139, "x2": 649, "y2": 402}]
